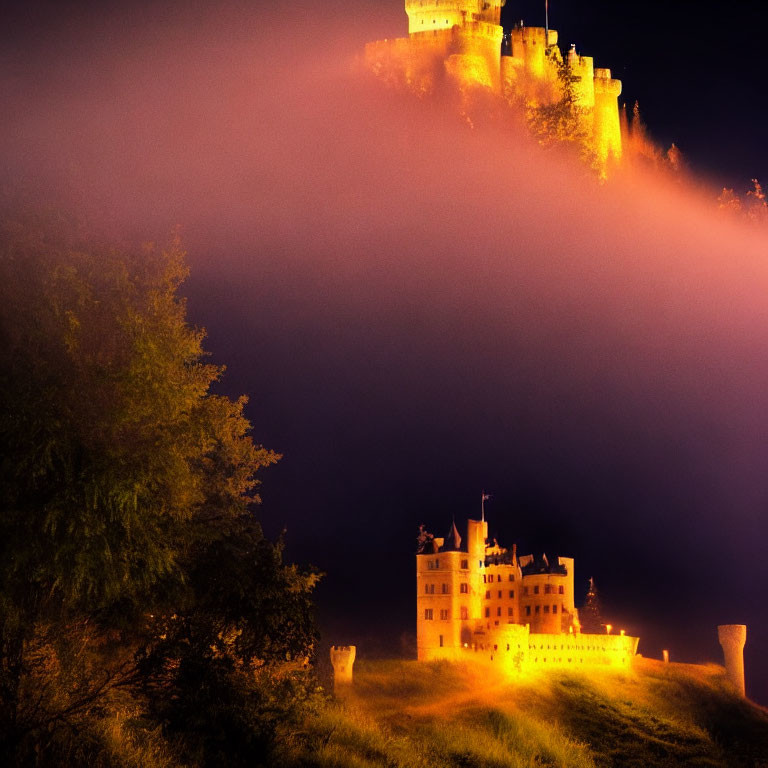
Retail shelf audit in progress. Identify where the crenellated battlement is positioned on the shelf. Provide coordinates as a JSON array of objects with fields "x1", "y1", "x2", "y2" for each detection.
[
  {"x1": 365, "y1": 1, "x2": 625, "y2": 175},
  {"x1": 330, "y1": 645, "x2": 357, "y2": 687}
]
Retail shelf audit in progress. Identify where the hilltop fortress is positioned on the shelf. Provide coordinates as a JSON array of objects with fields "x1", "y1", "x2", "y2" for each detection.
[
  {"x1": 416, "y1": 515, "x2": 639, "y2": 675},
  {"x1": 365, "y1": 1, "x2": 624, "y2": 172}
]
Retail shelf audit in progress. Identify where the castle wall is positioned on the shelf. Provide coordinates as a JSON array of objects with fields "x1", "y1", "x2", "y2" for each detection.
[
  {"x1": 520, "y1": 572, "x2": 570, "y2": 633},
  {"x1": 365, "y1": 33, "x2": 455, "y2": 95},
  {"x1": 405, "y1": 0, "x2": 503, "y2": 34},
  {"x1": 482, "y1": 561, "x2": 521, "y2": 628},
  {"x1": 417, "y1": 549, "x2": 475, "y2": 660},
  {"x1": 526, "y1": 631, "x2": 638, "y2": 670},
  {"x1": 465, "y1": 622, "x2": 639, "y2": 673},
  {"x1": 443, "y1": 22, "x2": 503, "y2": 91},
  {"x1": 567, "y1": 49, "x2": 595, "y2": 110},
  {"x1": 365, "y1": 21, "x2": 502, "y2": 94}
]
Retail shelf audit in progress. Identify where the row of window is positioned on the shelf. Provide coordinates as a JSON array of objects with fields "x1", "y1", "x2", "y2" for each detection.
[
  {"x1": 523, "y1": 584, "x2": 565, "y2": 596},
  {"x1": 483, "y1": 573, "x2": 515, "y2": 583},
  {"x1": 426, "y1": 558, "x2": 472, "y2": 570},
  {"x1": 424, "y1": 583, "x2": 469, "y2": 595},
  {"x1": 524, "y1": 604, "x2": 559, "y2": 616},
  {"x1": 424, "y1": 583, "x2": 451, "y2": 594},
  {"x1": 423, "y1": 609, "x2": 451, "y2": 620},
  {"x1": 425, "y1": 605, "x2": 558, "y2": 620},
  {"x1": 485, "y1": 589, "x2": 515, "y2": 599},
  {"x1": 424, "y1": 607, "x2": 471, "y2": 621},
  {"x1": 424, "y1": 583, "x2": 565, "y2": 600}
]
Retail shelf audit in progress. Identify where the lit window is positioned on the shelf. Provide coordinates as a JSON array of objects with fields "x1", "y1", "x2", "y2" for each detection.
[
  {"x1": 460, "y1": 606, "x2": 468, "y2": 620},
  {"x1": 460, "y1": 583, "x2": 468, "y2": 594},
  {"x1": 534, "y1": 585, "x2": 539, "y2": 595},
  {"x1": 424, "y1": 609, "x2": 433, "y2": 620},
  {"x1": 509, "y1": 590, "x2": 514, "y2": 598},
  {"x1": 485, "y1": 607, "x2": 490, "y2": 618},
  {"x1": 440, "y1": 609, "x2": 449, "y2": 620}
]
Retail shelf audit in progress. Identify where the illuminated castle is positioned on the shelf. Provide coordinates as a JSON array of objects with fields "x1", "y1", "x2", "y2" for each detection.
[
  {"x1": 416, "y1": 514, "x2": 639, "y2": 674},
  {"x1": 366, "y1": 1, "x2": 623, "y2": 171}
]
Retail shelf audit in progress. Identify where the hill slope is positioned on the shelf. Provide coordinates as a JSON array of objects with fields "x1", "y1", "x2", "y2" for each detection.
[{"x1": 283, "y1": 657, "x2": 768, "y2": 767}]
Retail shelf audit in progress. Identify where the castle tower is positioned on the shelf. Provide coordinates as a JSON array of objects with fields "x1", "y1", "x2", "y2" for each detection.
[
  {"x1": 717, "y1": 624, "x2": 747, "y2": 696},
  {"x1": 404, "y1": 0, "x2": 504, "y2": 91},
  {"x1": 567, "y1": 46, "x2": 595, "y2": 110},
  {"x1": 593, "y1": 68, "x2": 623, "y2": 169},
  {"x1": 330, "y1": 645, "x2": 356, "y2": 689}
]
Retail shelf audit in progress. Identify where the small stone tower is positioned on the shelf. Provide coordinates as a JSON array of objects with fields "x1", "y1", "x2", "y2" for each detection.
[
  {"x1": 717, "y1": 624, "x2": 747, "y2": 696},
  {"x1": 330, "y1": 645, "x2": 356, "y2": 689}
]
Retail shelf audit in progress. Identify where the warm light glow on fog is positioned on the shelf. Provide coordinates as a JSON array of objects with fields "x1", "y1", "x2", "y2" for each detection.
[{"x1": 3, "y1": 0, "x2": 768, "y2": 701}]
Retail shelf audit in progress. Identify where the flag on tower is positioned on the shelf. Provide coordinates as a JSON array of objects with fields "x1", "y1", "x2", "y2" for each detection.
[
  {"x1": 481, "y1": 492, "x2": 491, "y2": 521},
  {"x1": 451, "y1": 519, "x2": 462, "y2": 549}
]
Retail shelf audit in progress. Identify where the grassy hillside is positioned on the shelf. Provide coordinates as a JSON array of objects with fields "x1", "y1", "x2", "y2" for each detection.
[{"x1": 280, "y1": 657, "x2": 768, "y2": 767}]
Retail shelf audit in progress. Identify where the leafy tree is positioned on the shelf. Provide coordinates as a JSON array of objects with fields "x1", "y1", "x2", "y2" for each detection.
[
  {"x1": 526, "y1": 54, "x2": 596, "y2": 167},
  {"x1": 0, "y1": 211, "x2": 319, "y2": 764}
]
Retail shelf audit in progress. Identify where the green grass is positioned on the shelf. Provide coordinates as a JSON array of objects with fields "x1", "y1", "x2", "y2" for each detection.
[{"x1": 279, "y1": 658, "x2": 768, "y2": 768}]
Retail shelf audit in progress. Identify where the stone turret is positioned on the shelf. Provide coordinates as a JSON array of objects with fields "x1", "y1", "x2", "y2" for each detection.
[
  {"x1": 717, "y1": 625, "x2": 746, "y2": 696},
  {"x1": 593, "y1": 68, "x2": 623, "y2": 169},
  {"x1": 330, "y1": 645, "x2": 356, "y2": 689}
]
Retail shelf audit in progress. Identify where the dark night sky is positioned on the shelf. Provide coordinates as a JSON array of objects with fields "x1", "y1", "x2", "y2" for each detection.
[{"x1": 2, "y1": 0, "x2": 768, "y2": 706}]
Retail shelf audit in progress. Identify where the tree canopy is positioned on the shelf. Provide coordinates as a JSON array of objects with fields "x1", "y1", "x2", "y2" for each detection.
[{"x1": 0, "y1": 212, "x2": 319, "y2": 765}]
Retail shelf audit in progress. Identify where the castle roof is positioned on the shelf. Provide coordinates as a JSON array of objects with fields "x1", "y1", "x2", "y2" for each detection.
[{"x1": 520, "y1": 553, "x2": 567, "y2": 576}]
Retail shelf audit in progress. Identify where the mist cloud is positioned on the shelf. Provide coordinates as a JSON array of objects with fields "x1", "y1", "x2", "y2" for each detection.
[{"x1": 3, "y1": 0, "x2": 768, "y2": 695}]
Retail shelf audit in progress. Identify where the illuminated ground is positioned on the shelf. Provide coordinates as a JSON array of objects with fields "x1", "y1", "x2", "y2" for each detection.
[{"x1": 285, "y1": 657, "x2": 768, "y2": 767}]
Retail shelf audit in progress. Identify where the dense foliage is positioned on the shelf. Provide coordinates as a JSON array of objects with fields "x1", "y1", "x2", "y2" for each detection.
[
  {"x1": 0, "y1": 213, "x2": 320, "y2": 765},
  {"x1": 525, "y1": 54, "x2": 596, "y2": 168}
]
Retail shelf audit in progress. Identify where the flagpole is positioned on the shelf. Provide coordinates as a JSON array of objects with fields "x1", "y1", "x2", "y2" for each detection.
[
  {"x1": 545, "y1": 0, "x2": 549, "y2": 47},
  {"x1": 481, "y1": 491, "x2": 485, "y2": 522}
]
